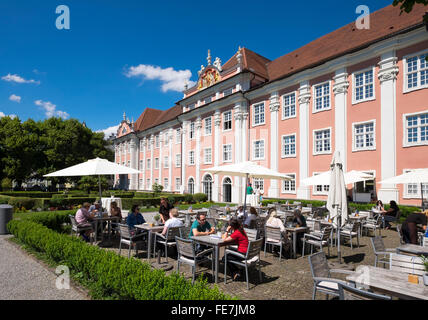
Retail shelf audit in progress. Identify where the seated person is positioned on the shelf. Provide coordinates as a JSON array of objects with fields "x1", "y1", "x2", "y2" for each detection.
[
  {"x1": 221, "y1": 218, "x2": 249, "y2": 281},
  {"x1": 292, "y1": 209, "x2": 306, "y2": 252},
  {"x1": 380, "y1": 200, "x2": 399, "y2": 229},
  {"x1": 126, "y1": 205, "x2": 146, "y2": 236},
  {"x1": 110, "y1": 201, "x2": 123, "y2": 236},
  {"x1": 161, "y1": 208, "x2": 183, "y2": 236},
  {"x1": 243, "y1": 207, "x2": 258, "y2": 228},
  {"x1": 159, "y1": 197, "x2": 174, "y2": 224},
  {"x1": 75, "y1": 202, "x2": 94, "y2": 242},
  {"x1": 402, "y1": 210, "x2": 427, "y2": 244},
  {"x1": 89, "y1": 201, "x2": 103, "y2": 216},
  {"x1": 266, "y1": 209, "x2": 291, "y2": 256},
  {"x1": 189, "y1": 212, "x2": 215, "y2": 253},
  {"x1": 236, "y1": 206, "x2": 246, "y2": 220}
]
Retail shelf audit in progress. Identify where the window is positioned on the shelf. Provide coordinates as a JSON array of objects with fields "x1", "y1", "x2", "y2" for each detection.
[
  {"x1": 140, "y1": 141, "x2": 144, "y2": 150},
  {"x1": 313, "y1": 128, "x2": 331, "y2": 154},
  {"x1": 204, "y1": 117, "x2": 212, "y2": 135},
  {"x1": 147, "y1": 159, "x2": 151, "y2": 169},
  {"x1": 313, "y1": 82, "x2": 330, "y2": 112},
  {"x1": 282, "y1": 174, "x2": 296, "y2": 193},
  {"x1": 189, "y1": 151, "x2": 195, "y2": 165},
  {"x1": 176, "y1": 129, "x2": 181, "y2": 144},
  {"x1": 282, "y1": 134, "x2": 296, "y2": 157},
  {"x1": 404, "y1": 169, "x2": 428, "y2": 199},
  {"x1": 404, "y1": 52, "x2": 428, "y2": 92},
  {"x1": 175, "y1": 178, "x2": 181, "y2": 191},
  {"x1": 127, "y1": 161, "x2": 130, "y2": 167},
  {"x1": 204, "y1": 96, "x2": 212, "y2": 104},
  {"x1": 155, "y1": 135, "x2": 160, "y2": 148},
  {"x1": 164, "y1": 178, "x2": 169, "y2": 189},
  {"x1": 139, "y1": 179, "x2": 144, "y2": 190},
  {"x1": 154, "y1": 178, "x2": 159, "y2": 185},
  {"x1": 313, "y1": 172, "x2": 329, "y2": 195},
  {"x1": 253, "y1": 102, "x2": 265, "y2": 126},
  {"x1": 404, "y1": 112, "x2": 428, "y2": 147},
  {"x1": 188, "y1": 103, "x2": 195, "y2": 110},
  {"x1": 175, "y1": 154, "x2": 181, "y2": 167},
  {"x1": 189, "y1": 122, "x2": 195, "y2": 139},
  {"x1": 283, "y1": 92, "x2": 296, "y2": 119},
  {"x1": 164, "y1": 133, "x2": 168, "y2": 146},
  {"x1": 353, "y1": 121, "x2": 375, "y2": 151},
  {"x1": 353, "y1": 69, "x2": 374, "y2": 103},
  {"x1": 204, "y1": 148, "x2": 212, "y2": 164},
  {"x1": 223, "y1": 144, "x2": 232, "y2": 162},
  {"x1": 188, "y1": 178, "x2": 195, "y2": 195},
  {"x1": 223, "y1": 87, "x2": 233, "y2": 97},
  {"x1": 147, "y1": 179, "x2": 151, "y2": 188},
  {"x1": 155, "y1": 158, "x2": 159, "y2": 169},
  {"x1": 253, "y1": 178, "x2": 264, "y2": 191},
  {"x1": 139, "y1": 160, "x2": 144, "y2": 171},
  {"x1": 253, "y1": 140, "x2": 265, "y2": 160},
  {"x1": 223, "y1": 111, "x2": 232, "y2": 131},
  {"x1": 164, "y1": 156, "x2": 169, "y2": 168}
]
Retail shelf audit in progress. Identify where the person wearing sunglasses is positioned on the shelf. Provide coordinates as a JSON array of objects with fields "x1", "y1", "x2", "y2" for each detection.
[{"x1": 188, "y1": 212, "x2": 215, "y2": 254}]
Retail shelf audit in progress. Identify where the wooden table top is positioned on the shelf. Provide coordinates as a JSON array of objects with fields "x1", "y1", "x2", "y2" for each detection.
[
  {"x1": 346, "y1": 265, "x2": 428, "y2": 300},
  {"x1": 134, "y1": 223, "x2": 164, "y2": 232},
  {"x1": 397, "y1": 244, "x2": 428, "y2": 256},
  {"x1": 191, "y1": 235, "x2": 229, "y2": 247}
]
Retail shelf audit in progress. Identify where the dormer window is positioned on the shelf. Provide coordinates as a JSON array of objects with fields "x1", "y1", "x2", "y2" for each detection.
[{"x1": 122, "y1": 127, "x2": 127, "y2": 135}]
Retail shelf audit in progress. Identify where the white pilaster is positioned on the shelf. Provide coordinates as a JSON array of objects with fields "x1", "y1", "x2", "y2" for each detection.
[
  {"x1": 234, "y1": 103, "x2": 243, "y2": 204},
  {"x1": 158, "y1": 133, "x2": 162, "y2": 186},
  {"x1": 213, "y1": 111, "x2": 221, "y2": 202},
  {"x1": 142, "y1": 138, "x2": 146, "y2": 190},
  {"x1": 333, "y1": 68, "x2": 349, "y2": 173},
  {"x1": 195, "y1": 117, "x2": 202, "y2": 193},
  {"x1": 150, "y1": 135, "x2": 154, "y2": 191},
  {"x1": 168, "y1": 129, "x2": 173, "y2": 192},
  {"x1": 129, "y1": 137, "x2": 138, "y2": 190},
  {"x1": 378, "y1": 51, "x2": 399, "y2": 203},
  {"x1": 180, "y1": 121, "x2": 188, "y2": 193},
  {"x1": 268, "y1": 92, "x2": 280, "y2": 198},
  {"x1": 297, "y1": 81, "x2": 311, "y2": 200}
]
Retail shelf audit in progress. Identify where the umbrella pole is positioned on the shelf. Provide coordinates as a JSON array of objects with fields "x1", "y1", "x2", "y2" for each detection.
[
  {"x1": 243, "y1": 173, "x2": 248, "y2": 213},
  {"x1": 98, "y1": 175, "x2": 102, "y2": 199},
  {"x1": 337, "y1": 206, "x2": 341, "y2": 264},
  {"x1": 421, "y1": 183, "x2": 424, "y2": 209}
]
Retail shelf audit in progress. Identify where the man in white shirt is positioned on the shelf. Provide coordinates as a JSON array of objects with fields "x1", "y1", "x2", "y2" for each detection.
[{"x1": 161, "y1": 208, "x2": 183, "y2": 236}]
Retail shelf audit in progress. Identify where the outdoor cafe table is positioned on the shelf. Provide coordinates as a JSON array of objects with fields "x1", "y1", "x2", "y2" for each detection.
[
  {"x1": 191, "y1": 234, "x2": 229, "y2": 284},
  {"x1": 93, "y1": 215, "x2": 120, "y2": 244},
  {"x1": 178, "y1": 209, "x2": 208, "y2": 226},
  {"x1": 135, "y1": 223, "x2": 164, "y2": 259},
  {"x1": 284, "y1": 226, "x2": 309, "y2": 259},
  {"x1": 346, "y1": 265, "x2": 428, "y2": 300},
  {"x1": 396, "y1": 244, "x2": 428, "y2": 256},
  {"x1": 348, "y1": 215, "x2": 367, "y2": 238}
]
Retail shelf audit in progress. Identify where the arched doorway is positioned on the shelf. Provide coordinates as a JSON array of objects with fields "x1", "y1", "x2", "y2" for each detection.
[
  {"x1": 223, "y1": 177, "x2": 232, "y2": 203},
  {"x1": 202, "y1": 175, "x2": 213, "y2": 201},
  {"x1": 188, "y1": 178, "x2": 194, "y2": 195}
]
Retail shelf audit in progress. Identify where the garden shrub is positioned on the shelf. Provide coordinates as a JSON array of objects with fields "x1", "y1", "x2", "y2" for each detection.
[
  {"x1": 183, "y1": 194, "x2": 194, "y2": 204},
  {"x1": 8, "y1": 197, "x2": 36, "y2": 210},
  {"x1": 193, "y1": 193, "x2": 208, "y2": 203}
]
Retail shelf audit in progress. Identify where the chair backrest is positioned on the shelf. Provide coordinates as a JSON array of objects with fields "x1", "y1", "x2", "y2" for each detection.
[
  {"x1": 256, "y1": 217, "x2": 267, "y2": 237},
  {"x1": 390, "y1": 253, "x2": 425, "y2": 276},
  {"x1": 175, "y1": 236, "x2": 195, "y2": 258},
  {"x1": 338, "y1": 283, "x2": 391, "y2": 300},
  {"x1": 180, "y1": 225, "x2": 192, "y2": 239},
  {"x1": 206, "y1": 218, "x2": 216, "y2": 230},
  {"x1": 208, "y1": 209, "x2": 219, "y2": 218},
  {"x1": 370, "y1": 236, "x2": 386, "y2": 254},
  {"x1": 166, "y1": 226, "x2": 182, "y2": 241},
  {"x1": 118, "y1": 223, "x2": 132, "y2": 239},
  {"x1": 69, "y1": 215, "x2": 78, "y2": 228},
  {"x1": 265, "y1": 226, "x2": 282, "y2": 241},
  {"x1": 244, "y1": 228, "x2": 258, "y2": 241},
  {"x1": 245, "y1": 238, "x2": 264, "y2": 260},
  {"x1": 320, "y1": 226, "x2": 332, "y2": 241},
  {"x1": 308, "y1": 251, "x2": 330, "y2": 279},
  {"x1": 396, "y1": 224, "x2": 405, "y2": 244},
  {"x1": 395, "y1": 210, "x2": 401, "y2": 221}
]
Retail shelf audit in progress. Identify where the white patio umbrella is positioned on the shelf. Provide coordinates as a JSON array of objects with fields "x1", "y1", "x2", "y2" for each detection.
[
  {"x1": 379, "y1": 169, "x2": 428, "y2": 207},
  {"x1": 44, "y1": 157, "x2": 142, "y2": 198},
  {"x1": 301, "y1": 170, "x2": 373, "y2": 186},
  {"x1": 203, "y1": 161, "x2": 293, "y2": 210},
  {"x1": 326, "y1": 151, "x2": 348, "y2": 264}
]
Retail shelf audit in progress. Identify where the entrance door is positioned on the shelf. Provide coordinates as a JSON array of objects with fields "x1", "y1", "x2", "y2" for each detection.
[
  {"x1": 223, "y1": 177, "x2": 232, "y2": 203},
  {"x1": 203, "y1": 175, "x2": 213, "y2": 201}
]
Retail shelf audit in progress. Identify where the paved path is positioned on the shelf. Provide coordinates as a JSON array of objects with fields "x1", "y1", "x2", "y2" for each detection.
[{"x1": 0, "y1": 235, "x2": 88, "y2": 300}]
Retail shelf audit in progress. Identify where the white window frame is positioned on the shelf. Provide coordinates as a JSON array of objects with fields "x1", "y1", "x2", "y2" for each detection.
[
  {"x1": 352, "y1": 120, "x2": 376, "y2": 152},
  {"x1": 154, "y1": 178, "x2": 159, "y2": 185},
  {"x1": 223, "y1": 111, "x2": 232, "y2": 131},
  {"x1": 313, "y1": 127, "x2": 332, "y2": 155},
  {"x1": 403, "y1": 50, "x2": 428, "y2": 93},
  {"x1": 204, "y1": 96, "x2": 212, "y2": 104},
  {"x1": 155, "y1": 135, "x2": 160, "y2": 148},
  {"x1": 189, "y1": 122, "x2": 195, "y2": 140},
  {"x1": 204, "y1": 148, "x2": 212, "y2": 164},
  {"x1": 252, "y1": 102, "x2": 266, "y2": 127},
  {"x1": 139, "y1": 160, "x2": 144, "y2": 171},
  {"x1": 282, "y1": 173, "x2": 296, "y2": 194},
  {"x1": 282, "y1": 91, "x2": 297, "y2": 120},
  {"x1": 164, "y1": 178, "x2": 169, "y2": 189},
  {"x1": 403, "y1": 110, "x2": 428, "y2": 147},
  {"x1": 281, "y1": 133, "x2": 297, "y2": 158},
  {"x1": 175, "y1": 129, "x2": 181, "y2": 144},
  {"x1": 312, "y1": 172, "x2": 330, "y2": 195},
  {"x1": 352, "y1": 67, "x2": 376, "y2": 105},
  {"x1": 189, "y1": 150, "x2": 195, "y2": 165},
  {"x1": 147, "y1": 159, "x2": 151, "y2": 169},
  {"x1": 204, "y1": 117, "x2": 212, "y2": 136},
  {"x1": 175, "y1": 178, "x2": 181, "y2": 191},
  {"x1": 154, "y1": 158, "x2": 159, "y2": 169},
  {"x1": 175, "y1": 154, "x2": 181, "y2": 168},
  {"x1": 312, "y1": 80, "x2": 331, "y2": 113},
  {"x1": 223, "y1": 144, "x2": 232, "y2": 163},
  {"x1": 253, "y1": 178, "x2": 264, "y2": 192},
  {"x1": 188, "y1": 103, "x2": 195, "y2": 110},
  {"x1": 252, "y1": 139, "x2": 265, "y2": 160},
  {"x1": 188, "y1": 177, "x2": 195, "y2": 195},
  {"x1": 147, "y1": 179, "x2": 151, "y2": 189},
  {"x1": 223, "y1": 87, "x2": 233, "y2": 97},
  {"x1": 164, "y1": 156, "x2": 169, "y2": 168},
  {"x1": 403, "y1": 169, "x2": 428, "y2": 199}
]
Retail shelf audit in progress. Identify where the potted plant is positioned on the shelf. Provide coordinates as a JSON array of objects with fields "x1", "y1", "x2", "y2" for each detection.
[
  {"x1": 153, "y1": 214, "x2": 161, "y2": 225},
  {"x1": 216, "y1": 221, "x2": 225, "y2": 236},
  {"x1": 422, "y1": 255, "x2": 428, "y2": 286}
]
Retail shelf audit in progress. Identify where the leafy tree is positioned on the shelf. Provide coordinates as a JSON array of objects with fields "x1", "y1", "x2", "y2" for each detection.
[
  {"x1": 152, "y1": 183, "x2": 164, "y2": 194},
  {"x1": 392, "y1": 0, "x2": 428, "y2": 13},
  {"x1": 78, "y1": 176, "x2": 109, "y2": 194}
]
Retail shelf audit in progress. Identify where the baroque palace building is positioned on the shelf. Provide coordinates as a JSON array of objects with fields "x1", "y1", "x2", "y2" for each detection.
[{"x1": 114, "y1": 4, "x2": 428, "y2": 206}]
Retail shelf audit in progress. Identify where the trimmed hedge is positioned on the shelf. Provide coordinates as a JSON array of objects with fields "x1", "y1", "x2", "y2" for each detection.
[
  {"x1": 7, "y1": 212, "x2": 233, "y2": 300},
  {"x1": 0, "y1": 191, "x2": 60, "y2": 198},
  {"x1": 193, "y1": 193, "x2": 208, "y2": 203}
]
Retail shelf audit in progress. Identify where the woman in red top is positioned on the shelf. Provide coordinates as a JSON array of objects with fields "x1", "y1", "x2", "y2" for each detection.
[{"x1": 221, "y1": 218, "x2": 249, "y2": 281}]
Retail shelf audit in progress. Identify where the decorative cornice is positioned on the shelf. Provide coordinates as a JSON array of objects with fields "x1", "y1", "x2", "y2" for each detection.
[
  {"x1": 298, "y1": 94, "x2": 311, "y2": 105},
  {"x1": 378, "y1": 66, "x2": 399, "y2": 83},
  {"x1": 269, "y1": 92, "x2": 280, "y2": 112},
  {"x1": 333, "y1": 81, "x2": 349, "y2": 95},
  {"x1": 214, "y1": 111, "x2": 221, "y2": 126},
  {"x1": 195, "y1": 118, "x2": 202, "y2": 129}
]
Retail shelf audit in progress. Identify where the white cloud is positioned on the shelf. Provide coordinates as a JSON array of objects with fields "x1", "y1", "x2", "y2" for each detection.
[
  {"x1": 125, "y1": 64, "x2": 196, "y2": 92},
  {"x1": 96, "y1": 124, "x2": 119, "y2": 139},
  {"x1": 34, "y1": 100, "x2": 69, "y2": 119},
  {"x1": 0, "y1": 112, "x2": 17, "y2": 119},
  {"x1": 2, "y1": 73, "x2": 40, "y2": 85},
  {"x1": 9, "y1": 94, "x2": 21, "y2": 103}
]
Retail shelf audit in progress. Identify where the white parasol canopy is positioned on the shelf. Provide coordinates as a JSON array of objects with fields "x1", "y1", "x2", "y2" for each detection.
[
  {"x1": 378, "y1": 169, "x2": 428, "y2": 184},
  {"x1": 326, "y1": 151, "x2": 348, "y2": 264},
  {"x1": 301, "y1": 170, "x2": 373, "y2": 186}
]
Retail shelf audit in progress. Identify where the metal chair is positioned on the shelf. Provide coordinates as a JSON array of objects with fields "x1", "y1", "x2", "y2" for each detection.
[
  {"x1": 118, "y1": 224, "x2": 147, "y2": 258},
  {"x1": 362, "y1": 214, "x2": 382, "y2": 237},
  {"x1": 264, "y1": 226, "x2": 284, "y2": 261},
  {"x1": 302, "y1": 226, "x2": 333, "y2": 257},
  {"x1": 244, "y1": 228, "x2": 259, "y2": 241},
  {"x1": 69, "y1": 215, "x2": 93, "y2": 243},
  {"x1": 308, "y1": 251, "x2": 355, "y2": 300},
  {"x1": 255, "y1": 216, "x2": 268, "y2": 239},
  {"x1": 154, "y1": 226, "x2": 182, "y2": 262},
  {"x1": 396, "y1": 224, "x2": 405, "y2": 245},
  {"x1": 338, "y1": 282, "x2": 392, "y2": 300},
  {"x1": 224, "y1": 238, "x2": 264, "y2": 290},
  {"x1": 175, "y1": 236, "x2": 214, "y2": 284},
  {"x1": 179, "y1": 225, "x2": 192, "y2": 239},
  {"x1": 370, "y1": 236, "x2": 395, "y2": 268},
  {"x1": 340, "y1": 222, "x2": 360, "y2": 249}
]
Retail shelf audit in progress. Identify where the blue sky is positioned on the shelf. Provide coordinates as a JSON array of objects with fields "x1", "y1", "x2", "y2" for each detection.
[{"x1": 0, "y1": 0, "x2": 394, "y2": 136}]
